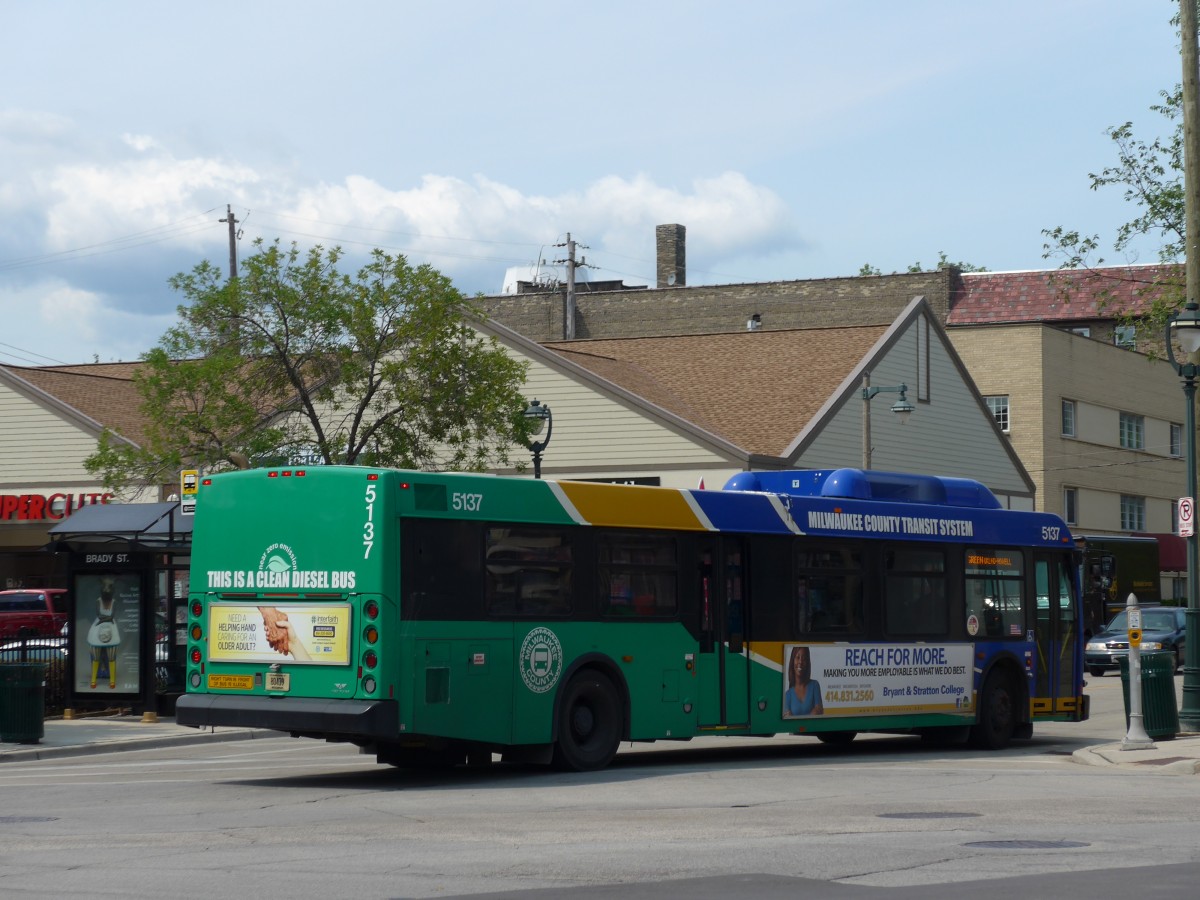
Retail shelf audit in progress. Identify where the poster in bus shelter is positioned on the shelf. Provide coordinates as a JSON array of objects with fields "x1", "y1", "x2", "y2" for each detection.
[
  {"x1": 208, "y1": 604, "x2": 351, "y2": 665},
  {"x1": 782, "y1": 643, "x2": 974, "y2": 718},
  {"x1": 72, "y1": 572, "x2": 140, "y2": 695}
]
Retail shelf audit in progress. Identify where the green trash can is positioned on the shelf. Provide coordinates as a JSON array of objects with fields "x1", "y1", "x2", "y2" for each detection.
[
  {"x1": 0, "y1": 662, "x2": 48, "y2": 744},
  {"x1": 1118, "y1": 651, "x2": 1180, "y2": 740}
]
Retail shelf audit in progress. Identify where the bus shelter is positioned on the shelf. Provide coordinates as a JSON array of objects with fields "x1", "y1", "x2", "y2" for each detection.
[{"x1": 46, "y1": 502, "x2": 192, "y2": 716}]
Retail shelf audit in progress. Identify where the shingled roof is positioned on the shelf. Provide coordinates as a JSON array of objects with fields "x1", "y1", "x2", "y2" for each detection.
[
  {"x1": 544, "y1": 325, "x2": 889, "y2": 457},
  {"x1": 948, "y1": 264, "x2": 1181, "y2": 325},
  {"x1": 1, "y1": 362, "x2": 149, "y2": 447}
]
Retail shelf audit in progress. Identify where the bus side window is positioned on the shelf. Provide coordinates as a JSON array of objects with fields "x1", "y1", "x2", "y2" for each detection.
[
  {"x1": 598, "y1": 531, "x2": 678, "y2": 618},
  {"x1": 485, "y1": 525, "x2": 574, "y2": 616},
  {"x1": 795, "y1": 545, "x2": 863, "y2": 636},
  {"x1": 885, "y1": 548, "x2": 947, "y2": 636}
]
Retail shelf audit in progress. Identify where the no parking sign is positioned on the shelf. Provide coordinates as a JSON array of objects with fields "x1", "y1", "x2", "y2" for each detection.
[{"x1": 1180, "y1": 496, "x2": 1194, "y2": 537}]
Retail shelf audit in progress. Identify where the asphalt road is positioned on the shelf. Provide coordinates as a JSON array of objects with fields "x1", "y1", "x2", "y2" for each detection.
[{"x1": 0, "y1": 673, "x2": 1196, "y2": 900}]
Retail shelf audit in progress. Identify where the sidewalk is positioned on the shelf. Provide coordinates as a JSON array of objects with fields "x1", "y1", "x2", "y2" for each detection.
[
  {"x1": 1071, "y1": 733, "x2": 1200, "y2": 774},
  {"x1": 0, "y1": 713, "x2": 268, "y2": 762},
  {"x1": 2, "y1": 713, "x2": 1200, "y2": 772}
]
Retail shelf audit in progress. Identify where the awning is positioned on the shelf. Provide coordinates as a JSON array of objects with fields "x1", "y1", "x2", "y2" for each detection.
[
  {"x1": 47, "y1": 501, "x2": 192, "y2": 552},
  {"x1": 1136, "y1": 532, "x2": 1185, "y2": 571}
]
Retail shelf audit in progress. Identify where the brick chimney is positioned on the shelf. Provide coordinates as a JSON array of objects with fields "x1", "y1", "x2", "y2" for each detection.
[{"x1": 656, "y1": 224, "x2": 686, "y2": 288}]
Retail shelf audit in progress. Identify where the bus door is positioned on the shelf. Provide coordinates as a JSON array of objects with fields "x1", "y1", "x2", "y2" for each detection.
[
  {"x1": 696, "y1": 538, "x2": 749, "y2": 728},
  {"x1": 1033, "y1": 552, "x2": 1082, "y2": 715}
]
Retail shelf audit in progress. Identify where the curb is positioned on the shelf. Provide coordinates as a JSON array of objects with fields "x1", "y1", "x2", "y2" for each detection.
[
  {"x1": 0, "y1": 727, "x2": 271, "y2": 763},
  {"x1": 1071, "y1": 742, "x2": 1200, "y2": 775}
]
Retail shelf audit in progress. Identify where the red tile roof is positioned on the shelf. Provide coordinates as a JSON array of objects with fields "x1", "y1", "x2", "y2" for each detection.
[{"x1": 949, "y1": 264, "x2": 1181, "y2": 325}]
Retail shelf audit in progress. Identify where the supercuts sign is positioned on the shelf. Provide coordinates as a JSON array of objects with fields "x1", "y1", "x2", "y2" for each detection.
[{"x1": 0, "y1": 493, "x2": 113, "y2": 522}]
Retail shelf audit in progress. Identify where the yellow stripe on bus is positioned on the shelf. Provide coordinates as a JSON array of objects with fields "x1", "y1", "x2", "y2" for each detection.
[{"x1": 557, "y1": 482, "x2": 713, "y2": 530}]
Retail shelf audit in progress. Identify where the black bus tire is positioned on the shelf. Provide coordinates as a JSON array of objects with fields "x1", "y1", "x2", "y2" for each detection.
[
  {"x1": 552, "y1": 671, "x2": 623, "y2": 772},
  {"x1": 970, "y1": 671, "x2": 1017, "y2": 750}
]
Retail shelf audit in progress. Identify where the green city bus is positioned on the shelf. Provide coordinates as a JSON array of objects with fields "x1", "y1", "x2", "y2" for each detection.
[{"x1": 176, "y1": 465, "x2": 1088, "y2": 771}]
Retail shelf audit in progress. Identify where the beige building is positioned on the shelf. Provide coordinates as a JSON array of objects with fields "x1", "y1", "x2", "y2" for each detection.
[{"x1": 949, "y1": 324, "x2": 1183, "y2": 535}]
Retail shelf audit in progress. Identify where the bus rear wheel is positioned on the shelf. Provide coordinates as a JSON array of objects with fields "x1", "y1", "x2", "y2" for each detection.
[
  {"x1": 552, "y1": 671, "x2": 623, "y2": 772},
  {"x1": 970, "y1": 672, "x2": 1016, "y2": 750}
]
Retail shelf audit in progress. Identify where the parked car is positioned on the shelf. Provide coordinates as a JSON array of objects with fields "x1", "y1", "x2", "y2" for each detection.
[
  {"x1": 0, "y1": 636, "x2": 68, "y2": 662},
  {"x1": 0, "y1": 588, "x2": 68, "y2": 641},
  {"x1": 1084, "y1": 606, "x2": 1186, "y2": 677}
]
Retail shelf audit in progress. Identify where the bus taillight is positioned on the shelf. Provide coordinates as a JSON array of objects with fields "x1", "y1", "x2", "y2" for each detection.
[
  {"x1": 364, "y1": 600, "x2": 379, "y2": 619},
  {"x1": 190, "y1": 624, "x2": 202, "y2": 641},
  {"x1": 190, "y1": 648, "x2": 202, "y2": 664},
  {"x1": 364, "y1": 649, "x2": 377, "y2": 668},
  {"x1": 191, "y1": 601, "x2": 203, "y2": 618},
  {"x1": 364, "y1": 624, "x2": 379, "y2": 644}
]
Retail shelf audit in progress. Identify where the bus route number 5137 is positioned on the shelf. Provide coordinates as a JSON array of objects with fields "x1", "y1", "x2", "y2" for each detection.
[
  {"x1": 363, "y1": 482, "x2": 376, "y2": 559},
  {"x1": 452, "y1": 492, "x2": 483, "y2": 512}
]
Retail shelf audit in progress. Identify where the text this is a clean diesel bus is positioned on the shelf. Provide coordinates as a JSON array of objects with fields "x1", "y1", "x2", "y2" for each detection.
[{"x1": 176, "y1": 466, "x2": 1087, "y2": 770}]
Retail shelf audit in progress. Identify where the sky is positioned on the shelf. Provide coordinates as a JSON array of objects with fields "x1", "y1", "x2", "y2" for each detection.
[{"x1": 0, "y1": 1, "x2": 1185, "y2": 366}]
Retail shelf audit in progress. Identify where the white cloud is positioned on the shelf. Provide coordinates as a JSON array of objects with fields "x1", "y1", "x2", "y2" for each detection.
[
  {"x1": 0, "y1": 279, "x2": 174, "y2": 366},
  {"x1": 44, "y1": 154, "x2": 260, "y2": 251}
]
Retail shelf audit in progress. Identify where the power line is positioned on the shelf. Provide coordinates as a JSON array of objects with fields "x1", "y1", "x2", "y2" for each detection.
[{"x1": 0, "y1": 211, "x2": 220, "y2": 273}]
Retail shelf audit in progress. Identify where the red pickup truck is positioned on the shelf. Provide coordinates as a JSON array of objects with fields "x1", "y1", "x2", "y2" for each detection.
[{"x1": 0, "y1": 588, "x2": 68, "y2": 640}]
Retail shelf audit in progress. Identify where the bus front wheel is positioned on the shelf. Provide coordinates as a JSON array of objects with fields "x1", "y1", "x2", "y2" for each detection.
[
  {"x1": 552, "y1": 671, "x2": 623, "y2": 772},
  {"x1": 970, "y1": 671, "x2": 1016, "y2": 750}
]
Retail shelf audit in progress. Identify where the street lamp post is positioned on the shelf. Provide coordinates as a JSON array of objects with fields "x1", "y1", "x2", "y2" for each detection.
[
  {"x1": 1166, "y1": 302, "x2": 1200, "y2": 731},
  {"x1": 861, "y1": 373, "x2": 915, "y2": 470},
  {"x1": 522, "y1": 399, "x2": 553, "y2": 479}
]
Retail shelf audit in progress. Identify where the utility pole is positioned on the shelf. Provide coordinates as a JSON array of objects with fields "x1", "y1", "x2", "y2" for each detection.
[
  {"x1": 1178, "y1": 0, "x2": 1200, "y2": 731},
  {"x1": 1185, "y1": 1, "x2": 1200, "y2": 306},
  {"x1": 555, "y1": 233, "x2": 585, "y2": 340},
  {"x1": 219, "y1": 204, "x2": 240, "y2": 279}
]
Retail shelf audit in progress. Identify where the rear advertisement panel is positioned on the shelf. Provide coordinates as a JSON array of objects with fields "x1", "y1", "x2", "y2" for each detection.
[
  {"x1": 208, "y1": 603, "x2": 351, "y2": 665},
  {"x1": 782, "y1": 643, "x2": 974, "y2": 718}
]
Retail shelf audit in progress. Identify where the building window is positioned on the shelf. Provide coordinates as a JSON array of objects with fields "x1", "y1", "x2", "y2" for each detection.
[
  {"x1": 1061, "y1": 399, "x2": 1076, "y2": 437},
  {"x1": 1120, "y1": 495, "x2": 1146, "y2": 532},
  {"x1": 1119, "y1": 412, "x2": 1144, "y2": 450},
  {"x1": 985, "y1": 395, "x2": 1010, "y2": 433},
  {"x1": 1069, "y1": 326, "x2": 1091, "y2": 338},
  {"x1": 1063, "y1": 488, "x2": 1077, "y2": 525},
  {"x1": 1171, "y1": 423, "x2": 1183, "y2": 457},
  {"x1": 1113, "y1": 324, "x2": 1136, "y2": 349}
]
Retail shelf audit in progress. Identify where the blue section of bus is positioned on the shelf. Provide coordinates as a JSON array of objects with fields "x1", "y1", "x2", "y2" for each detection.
[
  {"x1": 719, "y1": 469, "x2": 1072, "y2": 549},
  {"x1": 687, "y1": 489, "x2": 800, "y2": 534},
  {"x1": 724, "y1": 468, "x2": 1002, "y2": 509}
]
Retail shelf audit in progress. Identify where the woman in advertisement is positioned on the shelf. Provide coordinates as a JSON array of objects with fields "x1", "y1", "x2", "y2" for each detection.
[
  {"x1": 86, "y1": 576, "x2": 121, "y2": 689},
  {"x1": 784, "y1": 645, "x2": 824, "y2": 717}
]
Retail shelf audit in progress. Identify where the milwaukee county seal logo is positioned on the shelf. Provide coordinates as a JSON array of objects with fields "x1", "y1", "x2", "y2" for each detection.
[{"x1": 519, "y1": 627, "x2": 563, "y2": 693}]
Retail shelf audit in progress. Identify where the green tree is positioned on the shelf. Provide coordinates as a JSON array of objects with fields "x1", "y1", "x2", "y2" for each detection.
[
  {"x1": 86, "y1": 240, "x2": 533, "y2": 493},
  {"x1": 856, "y1": 253, "x2": 985, "y2": 276}
]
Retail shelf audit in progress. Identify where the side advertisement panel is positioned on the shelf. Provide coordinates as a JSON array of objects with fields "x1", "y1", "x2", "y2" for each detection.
[{"x1": 782, "y1": 643, "x2": 974, "y2": 718}]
